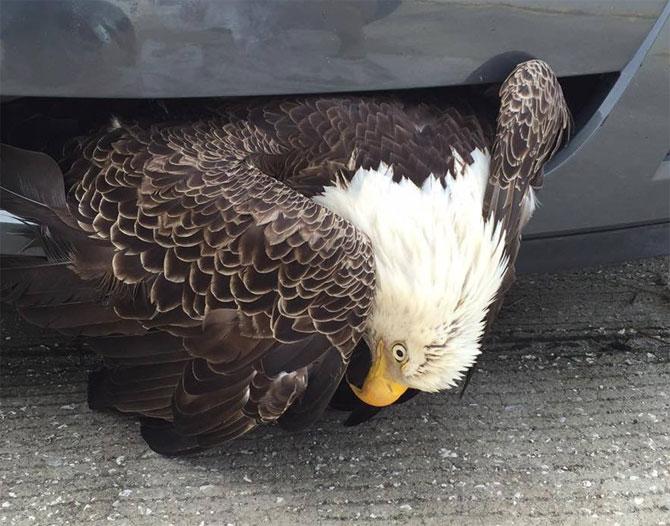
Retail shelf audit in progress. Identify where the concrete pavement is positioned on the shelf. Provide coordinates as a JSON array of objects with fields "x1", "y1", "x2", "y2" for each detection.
[{"x1": 1, "y1": 257, "x2": 668, "y2": 525}]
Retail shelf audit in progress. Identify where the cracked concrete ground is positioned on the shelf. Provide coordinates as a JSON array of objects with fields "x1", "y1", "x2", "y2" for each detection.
[{"x1": 1, "y1": 257, "x2": 669, "y2": 525}]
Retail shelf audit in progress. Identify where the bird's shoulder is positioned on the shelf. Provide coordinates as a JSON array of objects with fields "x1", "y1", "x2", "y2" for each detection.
[
  {"x1": 213, "y1": 95, "x2": 496, "y2": 193},
  {"x1": 63, "y1": 94, "x2": 495, "y2": 199}
]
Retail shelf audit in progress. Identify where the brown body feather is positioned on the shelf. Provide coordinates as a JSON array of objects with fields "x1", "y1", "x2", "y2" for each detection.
[{"x1": 0, "y1": 61, "x2": 570, "y2": 454}]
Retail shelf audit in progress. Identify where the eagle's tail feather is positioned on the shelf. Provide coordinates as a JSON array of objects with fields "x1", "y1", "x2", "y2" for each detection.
[
  {"x1": 0, "y1": 256, "x2": 119, "y2": 332},
  {"x1": 139, "y1": 417, "x2": 202, "y2": 456},
  {"x1": 0, "y1": 144, "x2": 74, "y2": 230}
]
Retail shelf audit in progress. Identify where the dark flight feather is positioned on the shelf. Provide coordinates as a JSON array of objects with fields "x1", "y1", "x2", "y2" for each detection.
[{"x1": 460, "y1": 60, "x2": 572, "y2": 397}]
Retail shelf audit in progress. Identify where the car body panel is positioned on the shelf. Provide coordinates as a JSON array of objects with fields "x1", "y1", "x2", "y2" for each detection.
[
  {"x1": 531, "y1": 1, "x2": 670, "y2": 233},
  {"x1": 0, "y1": 0, "x2": 668, "y2": 267},
  {"x1": 0, "y1": 0, "x2": 666, "y2": 97}
]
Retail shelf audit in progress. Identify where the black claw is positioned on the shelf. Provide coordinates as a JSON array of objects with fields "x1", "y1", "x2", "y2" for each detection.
[{"x1": 459, "y1": 367, "x2": 477, "y2": 399}]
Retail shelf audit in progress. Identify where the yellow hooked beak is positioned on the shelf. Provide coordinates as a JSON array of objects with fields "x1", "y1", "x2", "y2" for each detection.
[{"x1": 349, "y1": 340, "x2": 408, "y2": 407}]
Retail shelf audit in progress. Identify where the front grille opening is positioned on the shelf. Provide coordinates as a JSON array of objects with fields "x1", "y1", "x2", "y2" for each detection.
[
  {"x1": 1, "y1": 71, "x2": 619, "y2": 158},
  {"x1": 557, "y1": 72, "x2": 619, "y2": 133}
]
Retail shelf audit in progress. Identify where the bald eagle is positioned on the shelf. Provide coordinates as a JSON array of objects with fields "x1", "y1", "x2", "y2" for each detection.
[{"x1": 1, "y1": 60, "x2": 570, "y2": 454}]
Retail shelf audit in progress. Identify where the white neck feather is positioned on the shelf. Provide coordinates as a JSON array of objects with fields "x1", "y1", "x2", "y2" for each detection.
[{"x1": 314, "y1": 148, "x2": 510, "y2": 392}]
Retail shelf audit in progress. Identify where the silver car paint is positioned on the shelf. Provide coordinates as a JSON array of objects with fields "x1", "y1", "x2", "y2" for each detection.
[{"x1": 0, "y1": 0, "x2": 668, "y2": 237}]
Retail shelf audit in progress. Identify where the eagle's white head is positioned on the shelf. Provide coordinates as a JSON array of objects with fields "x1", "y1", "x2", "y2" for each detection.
[{"x1": 314, "y1": 148, "x2": 511, "y2": 406}]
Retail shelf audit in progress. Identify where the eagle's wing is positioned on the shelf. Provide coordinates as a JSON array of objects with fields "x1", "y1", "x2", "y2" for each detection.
[
  {"x1": 0, "y1": 112, "x2": 375, "y2": 453},
  {"x1": 485, "y1": 60, "x2": 571, "y2": 322},
  {"x1": 229, "y1": 96, "x2": 493, "y2": 194},
  {"x1": 487, "y1": 60, "x2": 571, "y2": 241},
  {"x1": 456, "y1": 61, "x2": 571, "y2": 398}
]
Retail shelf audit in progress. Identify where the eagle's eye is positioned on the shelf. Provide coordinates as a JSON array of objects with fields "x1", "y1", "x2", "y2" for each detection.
[{"x1": 392, "y1": 343, "x2": 407, "y2": 363}]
